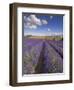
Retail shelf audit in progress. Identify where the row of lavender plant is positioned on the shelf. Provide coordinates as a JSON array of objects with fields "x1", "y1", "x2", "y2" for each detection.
[
  {"x1": 47, "y1": 40, "x2": 63, "y2": 58},
  {"x1": 23, "y1": 40, "x2": 44, "y2": 74},
  {"x1": 44, "y1": 41, "x2": 63, "y2": 73}
]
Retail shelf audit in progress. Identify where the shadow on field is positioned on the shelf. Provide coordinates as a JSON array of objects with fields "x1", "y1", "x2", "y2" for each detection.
[{"x1": 35, "y1": 41, "x2": 49, "y2": 73}]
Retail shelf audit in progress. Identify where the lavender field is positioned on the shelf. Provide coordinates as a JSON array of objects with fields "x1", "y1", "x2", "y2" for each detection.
[{"x1": 22, "y1": 37, "x2": 63, "y2": 75}]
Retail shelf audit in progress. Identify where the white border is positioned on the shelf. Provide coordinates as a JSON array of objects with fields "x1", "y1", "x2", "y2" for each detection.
[{"x1": 17, "y1": 7, "x2": 70, "y2": 82}]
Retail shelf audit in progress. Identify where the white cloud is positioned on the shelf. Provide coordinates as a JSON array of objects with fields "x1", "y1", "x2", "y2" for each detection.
[
  {"x1": 29, "y1": 15, "x2": 42, "y2": 26},
  {"x1": 48, "y1": 32, "x2": 63, "y2": 36},
  {"x1": 48, "y1": 28, "x2": 51, "y2": 32},
  {"x1": 24, "y1": 23, "x2": 37, "y2": 29},
  {"x1": 42, "y1": 19, "x2": 48, "y2": 24},
  {"x1": 24, "y1": 14, "x2": 48, "y2": 29},
  {"x1": 27, "y1": 17, "x2": 31, "y2": 22},
  {"x1": 29, "y1": 25, "x2": 37, "y2": 29},
  {"x1": 50, "y1": 16, "x2": 53, "y2": 19}
]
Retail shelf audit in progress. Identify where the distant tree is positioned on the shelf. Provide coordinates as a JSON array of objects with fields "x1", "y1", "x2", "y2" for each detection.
[
  {"x1": 26, "y1": 35, "x2": 32, "y2": 37},
  {"x1": 52, "y1": 37, "x2": 55, "y2": 40},
  {"x1": 61, "y1": 37, "x2": 63, "y2": 40}
]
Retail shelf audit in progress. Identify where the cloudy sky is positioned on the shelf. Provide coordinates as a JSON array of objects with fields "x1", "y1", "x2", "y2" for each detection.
[{"x1": 23, "y1": 13, "x2": 63, "y2": 36}]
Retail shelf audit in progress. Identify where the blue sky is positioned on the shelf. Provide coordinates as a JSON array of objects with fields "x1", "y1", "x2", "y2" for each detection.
[{"x1": 23, "y1": 13, "x2": 63, "y2": 36}]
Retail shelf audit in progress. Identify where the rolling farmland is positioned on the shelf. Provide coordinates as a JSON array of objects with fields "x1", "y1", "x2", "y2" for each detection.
[{"x1": 22, "y1": 37, "x2": 63, "y2": 75}]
